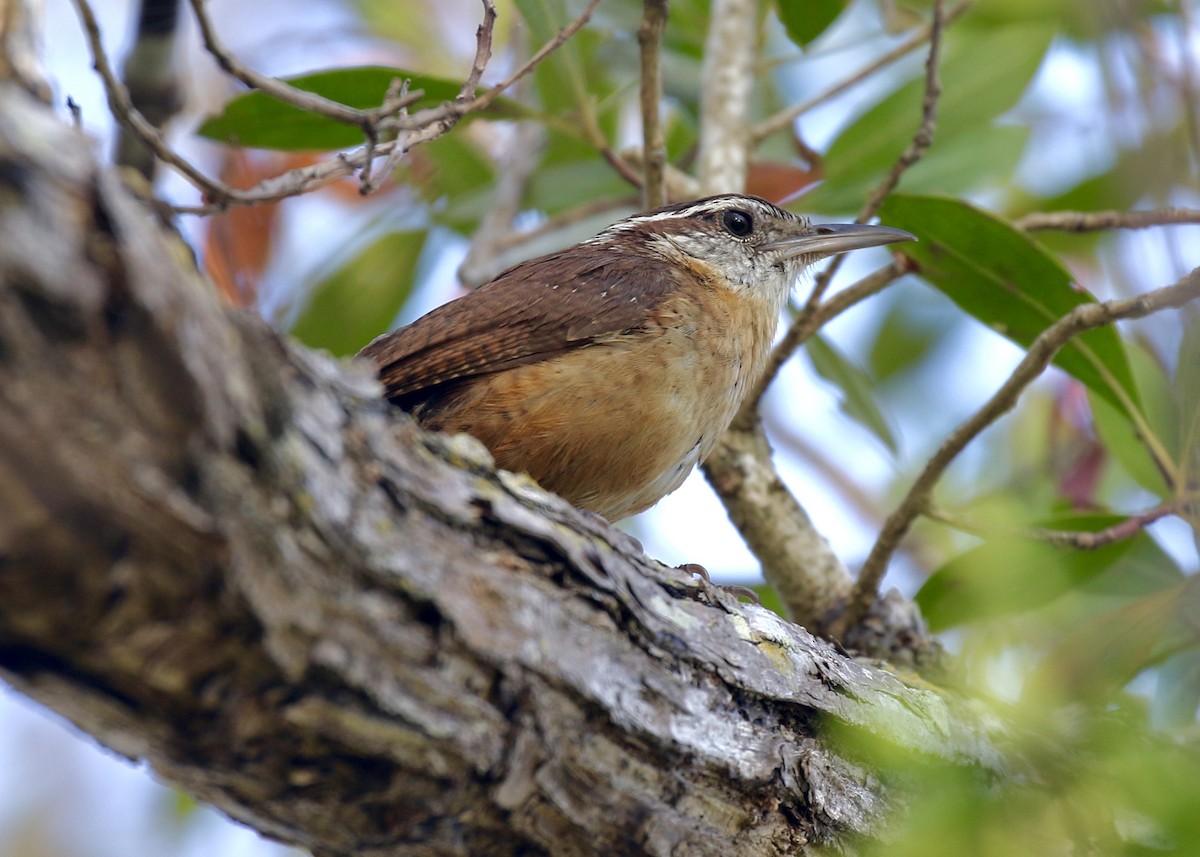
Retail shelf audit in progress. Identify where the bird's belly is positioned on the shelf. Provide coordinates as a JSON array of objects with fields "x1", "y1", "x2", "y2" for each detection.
[{"x1": 420, "y1": 319, "x2": 765, "y2": 520}]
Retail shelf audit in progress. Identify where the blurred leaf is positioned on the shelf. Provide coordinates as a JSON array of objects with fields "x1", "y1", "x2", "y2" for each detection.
[
  {"x1": 806, "y1": 334, "x2": 899, "y2": 454},
  {"x1": 774, "y1": 0, "x2": 849, "y2": 48},
  {"x1": 897, "y1": 125, "x2": 1029, "y2": 199},
  {"x1": 866, "y1": 289, "x2": 949, "y2": 383},
  {"x1": 290, "y1": 229, "x2": 427, "y2": 356},
  {"x1": 1029, "y1": 575, "x2": 1200, "y2": 702},
  {"x1": 1152, "y1": 650, "x2": 1200, "y2": 729},
  {"x1": 801, "y1": 22, "x2": 1053, "y2": 213},
  {"x1": 405, "y1": 134, "x2": 497, "y2": 233},
  {"x1": 198, "y1": 66, "x2": 522, "y2": 151},
  {"x1": 746, "y1": 161, "x2": 820, "y2": 204},
  {"x1": 917, "y1": 513, "x2": 1173, "y2": 630},
  {"x1": 525, "y1": 157, "x2": 633, "y2": 215},
  {"x1": 881, "y1": 195, "x2": 1141, "y2": 422}
]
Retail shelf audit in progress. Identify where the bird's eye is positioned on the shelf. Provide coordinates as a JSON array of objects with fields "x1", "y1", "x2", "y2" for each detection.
[{"x1": 722, "y1": 209, "x2": 754, "y2": 237}]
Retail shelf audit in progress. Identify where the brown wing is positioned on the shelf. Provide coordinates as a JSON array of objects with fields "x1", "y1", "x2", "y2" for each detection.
[{"x1": 358, "y1": 244, "x2": 684, "y2": 406}]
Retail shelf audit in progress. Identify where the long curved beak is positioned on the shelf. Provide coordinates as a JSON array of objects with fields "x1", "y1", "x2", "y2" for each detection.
[{"x1": 765, "y1": 222, "x2": 916, "y2": 259}]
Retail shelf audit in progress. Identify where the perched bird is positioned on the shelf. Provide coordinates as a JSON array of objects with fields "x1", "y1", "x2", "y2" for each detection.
[{"x1": 360, "y1": 194, "x2": 914, "y2": 520}]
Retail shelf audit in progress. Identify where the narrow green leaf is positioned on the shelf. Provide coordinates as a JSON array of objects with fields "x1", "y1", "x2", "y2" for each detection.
[
  {"x1": 806, "y1": 334, "x2": 898, "y2": 454},
  {"x1": 197, "y1": 66, "x2": 521, "y2": 151},
  {"x1": 880, "y1": 194, "x2": 1141, "y2": 421},
  {"x1": 916, "y1": 513, "x2": 1174, "y2": 630},
  {"x1": 774, "y1": 0, "x2": 849, "y2": 48},
  {"x1": 290, "y1": 229, "x2": 427, "y2": 357}
]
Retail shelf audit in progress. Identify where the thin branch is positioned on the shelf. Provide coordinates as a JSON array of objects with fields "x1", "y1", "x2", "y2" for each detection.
[
  {"x1": 857, "y1": 0, "x2": 945, "y2": 222},
  {"x1": 72, "y1": 0, "x2": 241, "y2": 204},
  {"x1": 1016, "y1": 208, "x2": 1200, "y2": 232},
  {"x1": 187, "y1": 0, "x2": 394, "y2": 131},
  {"x1": 600, "y1": 145, "x2": 646, "y2": 189},
  {"x1": 927, "y1": 495, "x2": 1198, "y2": 550},
  {"x1": 171, "y1": 0, "x2": 598, "y2": 214},
  {"x1": 752, "y1": 0, "x2": 970, "y2": 145},
  {"x1": 456, "y1": 0, "x2": 601, "y2": 119},
  {"x1": 834, "y1": 266, "x2": 1200, "y2": 638},
  {"x1": 638, "y1": 0, "x2": 669, "y2": 207}
]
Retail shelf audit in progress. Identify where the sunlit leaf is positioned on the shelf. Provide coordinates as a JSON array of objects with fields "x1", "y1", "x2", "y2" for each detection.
[
  {"x1": 880, "y1": 194, "x2": 1141, "y2": 422},
  {"x1": 916, "y1": 513, "x2": 1175, "y2": 630},
  {"x1": 197, "y1": 66, "x2": 522, "y2": 151},
  {"x1": 774, "y1": 0, "x2": 849, "y2": 48},
  {"x1": 806, "y1": 334, "x2": 898, "y2": 454},
  {"x1": 290, "y1": 229, "x2": 427, "y2": 357}
]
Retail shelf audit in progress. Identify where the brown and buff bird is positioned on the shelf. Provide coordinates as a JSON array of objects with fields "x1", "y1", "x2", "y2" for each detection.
[{"x1": 359, "y1": 194, "x2": 914, "y2": 520}]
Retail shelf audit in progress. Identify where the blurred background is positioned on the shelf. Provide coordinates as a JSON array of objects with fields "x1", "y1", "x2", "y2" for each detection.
[{"x1": 6, "y1": 0, "x2": 1199, "y2": 853}]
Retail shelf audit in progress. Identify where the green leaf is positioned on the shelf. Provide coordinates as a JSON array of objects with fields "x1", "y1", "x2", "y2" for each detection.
[
  {"x1": 916, "y1": 513, "x2": 1170, "y2": 630},
  {"x1": 774, "y1": 0, "x2": 849, "y2": 48},
  {"x1": 290, "y1": 229, "x2": 427, "y2": 356},
  {"x1": 880, "y1": 194, "x2": 1141, "y2": 421},
  {"x1": 801, "y1": 22, "x2": 1053, "y2": 212},
  {"x1": 197, "y1": 66, "x2": 521, "y2": 151},
  {"x1": 806, "y1": 334, "x2": 898, "y2": 454}
]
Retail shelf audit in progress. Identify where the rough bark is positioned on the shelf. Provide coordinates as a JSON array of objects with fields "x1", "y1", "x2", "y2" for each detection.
[{"x1": 0, "y1": 83, "x2": 1007, "y2": 856}]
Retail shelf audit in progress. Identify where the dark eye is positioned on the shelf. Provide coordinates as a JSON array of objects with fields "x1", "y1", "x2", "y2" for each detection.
[{"x1": 722, "y1": 209, "x2": 753, "y2": 237}]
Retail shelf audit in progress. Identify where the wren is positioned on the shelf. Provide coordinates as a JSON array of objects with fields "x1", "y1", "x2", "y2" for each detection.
[{"x1": 359, "y1": 194, "x2": 914, "y2": 520}]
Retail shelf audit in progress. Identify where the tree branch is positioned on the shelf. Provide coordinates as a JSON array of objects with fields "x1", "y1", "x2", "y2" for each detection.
[
  {"x1": 638, "y1": 0, "x2": 669, "y2": 208},
  {"x1": 836, "y1": 267, "x2": 1200, "y2": 635}
]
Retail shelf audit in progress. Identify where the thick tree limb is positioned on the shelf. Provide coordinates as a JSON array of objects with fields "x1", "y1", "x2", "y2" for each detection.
[{"x1": 0, "y1": 83, "x2": 1007, "y2": 856}]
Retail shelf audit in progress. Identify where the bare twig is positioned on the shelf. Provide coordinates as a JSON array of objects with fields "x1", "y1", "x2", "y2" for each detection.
[
  {"x1": 452, "y1": 0, "x2": 601, "y2": 120},
  {"x1": 187, "y1": 0, "x2": 397, "y2": 131},
  {"x1": 752, "y1": 0, "x2": 970, "y2": 145},
  {"x1": 834, "y1": 266, "x2": 1200, "y2": 637},
  {"x1": 638, "y1": 0, "x2": 669, "y2": 207},
  {"x1": 170, "y1": 0, "x2": 597, "y2": 214},
  {"x1": 1016, "y1": 208, "x2": 1200, "y2": 232},
  {"x1": 926, "y1": 495, "x2": 1198, "y2": 550},
  {"x1": 858, "y1": 0, "x2": 945, "y2": 221},
  {"x1": 72, "y1": 0, "x2": 240, "y2": 204}
]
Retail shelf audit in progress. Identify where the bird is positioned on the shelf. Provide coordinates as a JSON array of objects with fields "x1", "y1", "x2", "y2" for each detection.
[{"x1": 359, "y1": 194, "x2": 914, "y2": 521}]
